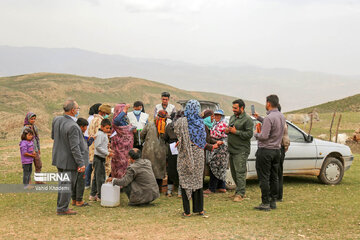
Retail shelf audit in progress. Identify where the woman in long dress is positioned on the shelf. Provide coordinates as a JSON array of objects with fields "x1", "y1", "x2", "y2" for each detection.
[
  {"x1": 174, "y1": 100, "x2": 217, "y2": 217},
  {"x1": 111, "y1": 104, "x2": 134, "y2": 179},
  {"x1": 205, "y1": 109, "x2": 229, "y2": 193},
  {"x1": 141, "y1": 110, "x2": 168, "y2": 189},
  {"x1": 164, "y1": 111, "x2": 184, "y2": 197}
]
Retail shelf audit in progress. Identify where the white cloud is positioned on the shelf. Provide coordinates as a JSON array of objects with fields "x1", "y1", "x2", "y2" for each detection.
[{"x1": 0, "y1": 0, "x2": 359, "y2": 75}]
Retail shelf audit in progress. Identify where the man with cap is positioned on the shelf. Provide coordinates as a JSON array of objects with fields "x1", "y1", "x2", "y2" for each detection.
[
  {"x1": 154, "y1": 92, "x2": 176, "y2": 124},
  {"x1": 87, "y1": 103, "x2": 112, "y2": 197}
]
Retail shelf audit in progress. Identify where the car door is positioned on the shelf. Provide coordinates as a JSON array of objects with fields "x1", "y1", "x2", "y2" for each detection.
[
  {"x1": 284, "y1": 122, "x2": 318, "y2": 173},
  {"x1": 247, "y1": 119, "x2": 259, "y2": 178}
]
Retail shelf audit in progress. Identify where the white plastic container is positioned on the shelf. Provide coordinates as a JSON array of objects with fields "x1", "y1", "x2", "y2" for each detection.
[{"x1": 101, "y1": 183, "x2": 120, "y2": 207}]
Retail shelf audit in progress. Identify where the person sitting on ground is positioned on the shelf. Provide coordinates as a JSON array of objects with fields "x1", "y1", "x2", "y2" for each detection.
[{"x1": 106, "y1": 148, "x2": 160, "y2": 206}]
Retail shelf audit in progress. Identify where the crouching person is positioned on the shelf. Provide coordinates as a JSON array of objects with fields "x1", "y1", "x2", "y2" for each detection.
[{"x1": 106, "y1": 148, "x2": 160, "y2": 206}]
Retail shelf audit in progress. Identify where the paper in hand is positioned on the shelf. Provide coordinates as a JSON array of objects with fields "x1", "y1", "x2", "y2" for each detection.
[{"x1": 169, "y1": 142, "x2": 178, "y2": 155}]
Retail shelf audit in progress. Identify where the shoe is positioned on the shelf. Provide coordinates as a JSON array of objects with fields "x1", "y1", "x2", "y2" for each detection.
[
  {"x1": 76, "y1": 201, "x2": 90, "y2": 207},
  {"x1": 277, "y1": 198, "x2": 283, "y2": 202},
  {"x1": 89, "y1": 195, "x2": 97, "y2": 201},
  {"x1": 270, "y1": 201, "x2": 277, "y2": 209},
  {"x1": 96, "y1": 197, "x2": 101, "y2": 202},
  {"x1": 71, "y1": 200, "x2": 76, "y2": 206},
  {"x1": 217, "y1": 189, "x2": 227, "y2": 193},
  {"x1": 57, "y1": 209, "x2": 77, "y2": 215},
  {"x1": 233, "y1": 195, "x2": 243, "y2": 202},
  {"x1": 254, "y1": 203, "x2": 271, "y2": 211},
  {"x1": 203, "y1": 189, "x2": 214, "y2": 194},
  {"x1": 85, "y1": 186, "x2": 90, "y2": 190}
]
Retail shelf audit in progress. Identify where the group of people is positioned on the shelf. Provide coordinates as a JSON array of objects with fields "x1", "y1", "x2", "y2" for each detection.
[{"x1": 20, "y1": 91, "x2": 289, "y2": 216}]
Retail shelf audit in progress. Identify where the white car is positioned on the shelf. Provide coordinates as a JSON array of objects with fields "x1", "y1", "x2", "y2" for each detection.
[
  {"x1": 177, "y1": 100, "x2": 354, "y2": 185},
  {"x1": 227, "y1": 118, "x2": 354, "y2": 185}
]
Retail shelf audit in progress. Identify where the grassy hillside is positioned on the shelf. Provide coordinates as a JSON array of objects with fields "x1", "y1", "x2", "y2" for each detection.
[
  {"x1": 0, "y1": 72, "x2": 264, "y2": 140},
  {"x1": 284, "y1": 94, "x2": 360, "y2": 143},
  {"x1": 288, "y1": 94, "x2": 360, "y2": 114}
]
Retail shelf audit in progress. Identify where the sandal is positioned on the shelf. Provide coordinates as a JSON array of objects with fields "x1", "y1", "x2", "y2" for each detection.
[
  {"x1": 76, "y1": 201, "x2": 90, "y2": 207},
  {"x1": 198, "y1": 211, "x2": 208, "y2": 218},
  {"x1": 182, "y1": 212, "x2": 191, "y2": 218}
]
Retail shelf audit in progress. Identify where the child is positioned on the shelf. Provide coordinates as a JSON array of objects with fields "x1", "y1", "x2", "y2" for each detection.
[
  {"x1": 77, "y1": 118, "x2": 95, "y2": 189},
  {"x1": 19, "y1": 128, "x2": 36, "y2": 189},
  {"x1": 89, "y1": 119, "x2": 113, "y2": 201},
  {"x1": 69, "y1": 118, "x2": 91, "y2": 207},
  {"x1": 22, "y1": 112, "x2": 43, "y2": 183},
  {"x1": 77, "y1": 118, "x2": 95, "y2": 147}
]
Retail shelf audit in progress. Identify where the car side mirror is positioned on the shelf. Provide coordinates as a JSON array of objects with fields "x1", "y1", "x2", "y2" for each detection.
[{"x1": 305, "y1": 135, "x2": 313, "y2": 143}]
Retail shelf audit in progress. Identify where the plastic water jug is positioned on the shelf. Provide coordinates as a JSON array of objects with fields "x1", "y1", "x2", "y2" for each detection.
[{"x1": 101, "y1": 183, "x2": 120, "y2": 207}]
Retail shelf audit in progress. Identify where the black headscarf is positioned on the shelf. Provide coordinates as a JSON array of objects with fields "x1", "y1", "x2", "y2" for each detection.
[{"x1": 89, "y1": 103, "x2": 102, "y2": 115}]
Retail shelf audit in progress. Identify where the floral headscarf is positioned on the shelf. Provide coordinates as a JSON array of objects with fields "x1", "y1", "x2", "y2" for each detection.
[
  {"x1": 24, "y1": 112, "x2": 36, "y2": 126},
  {"x1": 184, "y1": 100, "x2": 207, "y2": 149}
]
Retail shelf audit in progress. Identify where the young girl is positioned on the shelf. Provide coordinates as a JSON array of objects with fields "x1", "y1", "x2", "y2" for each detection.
[
  {"x1": 22, "y1": 112, "x2": 43, "y2": 183},
  {"x1": 20, "y1": 128, "x2": 36, "y2": 189}
]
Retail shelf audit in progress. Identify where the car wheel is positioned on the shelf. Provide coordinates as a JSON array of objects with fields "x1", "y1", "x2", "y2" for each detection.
[{"x1": 318, "y1": 157, "x2": 344, "y2": 185}]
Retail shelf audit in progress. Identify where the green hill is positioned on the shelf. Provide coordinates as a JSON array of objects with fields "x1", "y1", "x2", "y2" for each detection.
[
  {"x1": 288, "y1": 94, "x2": 360, "y2": 114},
  {"x1": 0, "y1": 73, "x2": 264, "y2": 140}
]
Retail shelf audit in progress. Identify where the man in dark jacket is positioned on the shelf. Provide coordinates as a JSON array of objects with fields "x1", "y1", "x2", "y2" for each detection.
[
  {"x1": 107, "y1": 148, "x2": 160, "y2": 206},
  {"x1": 52, "y1": 99, "x2": 87, "y2": 215}
]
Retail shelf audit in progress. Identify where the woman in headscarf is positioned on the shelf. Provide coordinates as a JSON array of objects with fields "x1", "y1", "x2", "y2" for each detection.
[
  {"x1": 174, "y1": 100, "x2": 218, "y2": 217},
  {"x1": 22, "y1": 112, "x2": 43, "y2": 183},
  {"x1": 85, "y1": 103, "x2": 102, "y2": 138},
  {"x1": 141, "y1": 110, "x2": 168, "y2": 190},
  {"x1": 164, "y1": 110, "x2": 184, "y2": 197},
  {"x1": 201, "y1": 110, "x2": 220, "y2": 173},
  {"x1": 84, "y1": 103, "x2": 101, "y2": 188},
  {"x1": 204, "y1": 109, "x2": 229, "y2": 194},
  {"x1": 111, "y1": 104, "x2": 134, "y2": 179}
]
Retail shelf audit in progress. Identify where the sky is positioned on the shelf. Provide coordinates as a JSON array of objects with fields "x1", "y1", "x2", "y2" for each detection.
[{"x1": 1, "y1": 0, "x2": 360, "y2": 75}]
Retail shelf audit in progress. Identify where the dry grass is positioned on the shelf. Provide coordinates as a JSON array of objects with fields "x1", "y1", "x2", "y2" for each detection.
[{"x1": 0, "y1": 142, "x2": 359, "y2": 240}]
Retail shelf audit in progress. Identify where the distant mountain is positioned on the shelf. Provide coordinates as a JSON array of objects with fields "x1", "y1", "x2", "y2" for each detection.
[
  {"x1": 288, "y1": 94, "x2": 360, "y2": 113},
  {"x1": 0, "y1": 73, "x2": 264, "y2": 140},
  {"x1": 1, "y1": 46, "x2": 359, "y2": 112}
]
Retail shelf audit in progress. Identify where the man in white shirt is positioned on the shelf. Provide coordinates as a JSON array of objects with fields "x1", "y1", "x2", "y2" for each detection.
[
  {"x1": 128, "y1": 101, "x2": 149, "y2": 150},
  {"x1": 153, "y1": 92, "x2": 176, "y2": 124}
]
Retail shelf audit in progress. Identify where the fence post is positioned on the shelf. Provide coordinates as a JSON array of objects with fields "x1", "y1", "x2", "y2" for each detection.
[
  {"x1": 335, "y1": 114, "x2": 342, "y2": 143},
  {"x1": 329, "y1": 111, "x2": 336, "y2": 141},
  {"x1": 308, "y1": 112, "x2": 313, "y2": 135}
]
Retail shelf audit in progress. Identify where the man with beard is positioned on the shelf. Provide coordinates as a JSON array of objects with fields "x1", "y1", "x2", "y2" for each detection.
[{"x1": 225, "y1": 99, "x2": 254, "y2": 202}]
